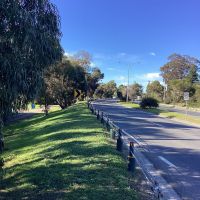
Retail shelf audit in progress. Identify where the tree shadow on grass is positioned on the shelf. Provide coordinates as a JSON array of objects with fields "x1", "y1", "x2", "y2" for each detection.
[
  {"x1": 0, "y1": 104, "x2": 137, "y2": 199},
  {"x1": 0, "y1": 141, "x2": 136, "y2": 200}
]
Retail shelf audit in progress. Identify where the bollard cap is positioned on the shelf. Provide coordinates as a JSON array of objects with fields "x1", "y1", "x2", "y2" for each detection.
[{"x1": 130, "y1": 142, "x2": 134, "y2": 147}]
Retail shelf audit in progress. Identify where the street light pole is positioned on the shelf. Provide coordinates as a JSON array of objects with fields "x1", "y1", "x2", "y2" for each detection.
[{"x1": 126, "y1": 67, "x2": 130, "y2": 102}]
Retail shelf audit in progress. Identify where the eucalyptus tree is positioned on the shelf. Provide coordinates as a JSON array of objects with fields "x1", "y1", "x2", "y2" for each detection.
[
  {"x1": 38, "y1": 58, "x2": 87, "y2": 110},
  {"x1": 160, "y1": 54, "x2": 200, "y2": 104},
  {"x1": 117, "y1": 85, "x2": 127, "y2": 101},
  {"x1": 160, "y1": 54, "x2": 200, "y2": 84},
  {"x1": 146, "y1": 81, "x2": 164, "y2": 102},
  {"x1": 0, "y1": 0, "x2": 62, "y2": 152},
  {"x1": 87, "y1": 67, "x2": 104, "y2": 97},
  {"x1": 94, "y1": 81, "x2": 117, "y2": 98},
  {"x1": 128, "y1": 83, "x2": 143, "y2": 100}
]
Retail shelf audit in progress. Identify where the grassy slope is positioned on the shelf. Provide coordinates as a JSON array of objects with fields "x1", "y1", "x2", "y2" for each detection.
[
  {"x1": 119, "y1": 102, "x2": 200, "y2": 125},
  {"x1": 0, "y1": 103, "x2": 137, "y2": 200}
]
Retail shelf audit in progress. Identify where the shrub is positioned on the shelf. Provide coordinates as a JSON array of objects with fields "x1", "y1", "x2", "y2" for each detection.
[{"x1": 140, "y1": 97, "x2": 159, "y2": 109}]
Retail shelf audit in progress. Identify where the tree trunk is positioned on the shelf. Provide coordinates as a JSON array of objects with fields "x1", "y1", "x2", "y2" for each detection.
[
  {"x1": 0, "y1": 117, "x2": 4, "y2": 167},
  {"x1": 0, "y1": 117, "x2": 4, "y2": 153},
  {"x1": 44, "y1": 97, "x2": 49, "y2": 116}
]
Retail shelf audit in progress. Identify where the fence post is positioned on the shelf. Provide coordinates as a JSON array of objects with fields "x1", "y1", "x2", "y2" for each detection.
[
  {"x1": 106, "y1": 117, "x2": 110, "y2": 131},
  {"x1": 101, "y1": 112, "x2": 104, "y2": 124},
  {"x1": 0, "y1": 137, "x2": 4, "y2": 153},
  {"x1": 128, "y1": 141, "x2": 136, "y2": 172},
  {"x1": 97, "y1": 110, "x2": 100, "y2": 119},
  {"x1": 0, "y1": 136, "x2": 4, "y2": 167},
  {"x1": 110, "y1": 128, "x2": 115, "y2": 139},
  {"x1": 116, "y1": 129, "x2": 123, "y2": 151}
]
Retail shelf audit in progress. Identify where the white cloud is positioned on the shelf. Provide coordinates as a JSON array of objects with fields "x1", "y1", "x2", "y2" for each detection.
[
  {"x1": 149, "y1": 52, "x2": 156, "y2": 56},
  {"x1": 119, "y1": 52, "x2": 126, "y2": 56},
  {"x1": 90, "y1": 62, "x2": 95, "y2": 67},
  {"x1": 64, "y1": 52, "x2": 70, "y2": 56},
  {"x1": 143, "y1": 72, "x2": 160, "y2": 79},
  {"x1": 134, "y1": 72, "x2": 162, "y2": 88},
  {"x1": 64, "y1": 51, "x2": 74, "y2": 57},
  {"x1": 121, "y1": 81, "x2": 128, "y2": 86},
  {"x1": 107, "y1": 67, "x2": 115, "y2": 71},
  {"x1": 117, "y1": 75, "x2": 126, "y2": 81}
]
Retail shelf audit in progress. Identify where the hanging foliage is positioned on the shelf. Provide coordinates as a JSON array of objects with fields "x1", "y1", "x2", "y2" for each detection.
[{"x1": 0, "y1": 0, "x2": 63, "y2": 151}]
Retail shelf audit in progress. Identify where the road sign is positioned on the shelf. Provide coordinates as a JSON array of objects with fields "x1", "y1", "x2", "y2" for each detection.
[
  {"x1": 74, "y1": 89, "x2": 81, "y2": 98},
  {"x1": 184, "y1": 92, "x2": 189, "y2": 101}
]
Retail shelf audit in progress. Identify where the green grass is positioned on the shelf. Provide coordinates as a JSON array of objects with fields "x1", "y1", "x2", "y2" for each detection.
[
  {"x1": 119, "y1": 102, "x2": 140, "y2": 109},
  {"x1": 119, "y1": 102, "x2": 200, "y2": 125},
  {"x1": 0, "y1": 102, "x2": 137, "y2": 200}
]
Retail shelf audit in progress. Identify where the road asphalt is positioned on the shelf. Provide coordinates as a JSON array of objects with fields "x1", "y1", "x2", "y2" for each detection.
[{"x1": 93, "y1": 99, "x2": 200, "y2": 200}]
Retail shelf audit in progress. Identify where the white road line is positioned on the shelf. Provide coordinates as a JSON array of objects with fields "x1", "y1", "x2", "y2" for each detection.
[
  {"x1": 151, "y1": 121, "x2": 165, "y2": 128},
  {"x1": 158, "y1": 156, "x2": 176, "y2": 168},
  {"x1": 122, "y1": 130, "x2": 141, "y2": 145}
]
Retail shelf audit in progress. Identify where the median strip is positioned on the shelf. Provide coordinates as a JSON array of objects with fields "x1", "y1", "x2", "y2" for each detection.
[{"x1": 119, "y1": 102, "x2": 200, "y2": 126}]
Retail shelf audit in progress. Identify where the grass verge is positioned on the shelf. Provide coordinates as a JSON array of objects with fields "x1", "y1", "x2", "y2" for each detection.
[
  {"x1": 119, "y1": 102, "x2": 200, "y2": 125},
  {"x1": 0, "y1": 102, "x2": 138, "y2": 200}
]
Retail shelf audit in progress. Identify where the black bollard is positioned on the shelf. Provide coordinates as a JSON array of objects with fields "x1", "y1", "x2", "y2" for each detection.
[
  {"x1": 128, "y1": 142, "x2": 136, "y2": 172},
  {"x1": 0, "y1": 138, "x2": 4, "y2": 153},
  {"x1": 101, "y1": 112, "x2": 104, "y2": 123},
  {"x1": 110, "y1": 129, "x2": 115, "y2": 139},
  {"x1": 97, "y1": 110, "x2": 100, "y2": 119},
  {"x1": 0, "y1": 158, "x2": 4, "y2": 167},
  {"x1": 91, "y1": 106, "x2": 94, "y2": 114},
  {"x1": 106, "y1": 117, "x2": 110, "y2": 131},
  {"x1": 116, "y1": 129, "x2": 123, "y2": 151}
]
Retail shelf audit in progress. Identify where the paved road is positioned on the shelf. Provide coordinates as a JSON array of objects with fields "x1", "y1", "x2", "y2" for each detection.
[
  {"x1": 159, "y1": 104, "x2": 200, "y2": 118},
  {"x1": 93, "y1": 99, "x2": 200, "y2": 200}
]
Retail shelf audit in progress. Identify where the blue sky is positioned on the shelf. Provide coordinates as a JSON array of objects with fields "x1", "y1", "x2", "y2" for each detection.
[{"x1": 52, "y1": 0, "x2": 200, "y2": 88}]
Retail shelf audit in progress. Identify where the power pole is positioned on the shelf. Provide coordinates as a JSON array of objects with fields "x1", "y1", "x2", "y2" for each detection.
[
  {"x1": 163, "y1": 81, "x2": 167, "y2": 102},
  {"x1": 126, "y1": 67, "x2": 130, "y2": 102}
]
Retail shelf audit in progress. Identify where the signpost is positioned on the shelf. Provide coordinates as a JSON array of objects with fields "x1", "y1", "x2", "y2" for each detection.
[{"x1": 184, "y1": 92, "x2": 189, "y2": 116}]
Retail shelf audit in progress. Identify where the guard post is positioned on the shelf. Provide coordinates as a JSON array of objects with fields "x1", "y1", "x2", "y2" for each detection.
[
  {"x1": 128, "y1": 141, "x2": 136, "y2": 172},
  {"x1": 97, "y1": 110, "x2": 100, "y2": 119},
  {"x1": 101, "y1": 112, "x2": 104, "y2": 124},
  {"x1": 0, "y1": 137, "x2": 4, "y2": 153},
  {"x1": 116, "y1": 129, "x2": 123, "y2": 151},
  {"x1": 110, "y1": 128, "x2": 115, "y2": 139},
  {"x1": 106, "y1": 116, "x2": 110, "y2": 131}
]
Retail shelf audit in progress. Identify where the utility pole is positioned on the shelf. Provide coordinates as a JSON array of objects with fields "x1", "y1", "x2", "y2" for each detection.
[
  {"x1": 163, "y1": 81, "x2": 167, "y2": 102},
  {"x1": 126, "y1": 67, "x2": 130, "y2": 102}
]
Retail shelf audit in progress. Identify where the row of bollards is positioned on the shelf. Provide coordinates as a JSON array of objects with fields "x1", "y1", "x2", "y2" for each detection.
[{"x1": 88, "y1": 101, "x2": 136, "y2": 173}]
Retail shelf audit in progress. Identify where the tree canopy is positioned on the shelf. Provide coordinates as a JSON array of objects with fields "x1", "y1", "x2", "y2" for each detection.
[
  {"x1": 94, "y1": 81, "x2": 117, "y2": 98},
  {"x1": 160, "y1": 54, "x2": 200, "y2": 84},
  {"x1": 160, "y1": 54, "x2": 200, "y2": 104},
  {"x1": 37, "y1": 55, "x2": 104, "y2": 110},
  {"x1": 146, "y1": 81, "x2": 164, "y2": 102},
  {"x1": 0, "y1": 0, "x2": 62, "y2": 122},
  {"x1": 87, "y1": 67, "x2": 104, "y2": 97},
  {"x1": 37, "y1": 57, "x2": 87, "y2": 110},
  {"x1": 0, "y1": 0, "x2": 62, "y2": 154},
  {"x1": 128, "y1": 83, "x2": 143, "y2": 100}
]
